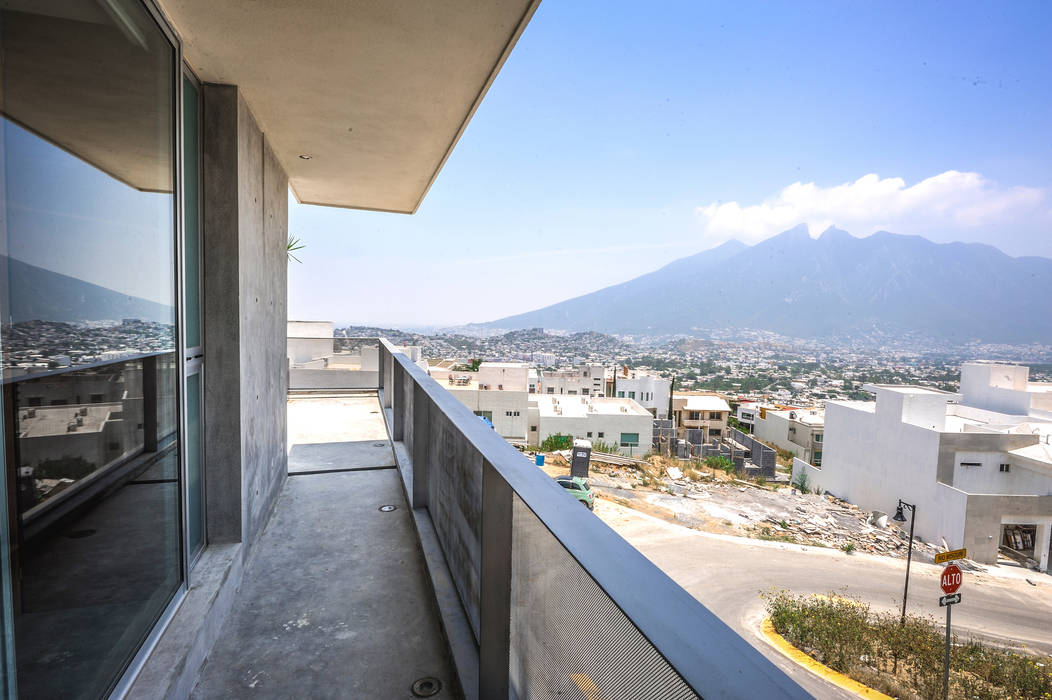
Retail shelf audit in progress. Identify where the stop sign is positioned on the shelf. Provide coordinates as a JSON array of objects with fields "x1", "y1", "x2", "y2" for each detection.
[{"x1": 941, "y1": 564, "x2": 963, "y2": 595}]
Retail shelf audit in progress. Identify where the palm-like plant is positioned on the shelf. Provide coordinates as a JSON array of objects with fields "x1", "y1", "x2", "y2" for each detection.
[{"x1": 287, "y1": 235, "x2": 305, "y2": 263}]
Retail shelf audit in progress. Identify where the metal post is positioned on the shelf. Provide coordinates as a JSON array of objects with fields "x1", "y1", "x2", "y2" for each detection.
[
  {"x1": 479, "y1": 459, "x2": 512, "y2": 698},
  {"x1": 392, "y1": 360, "x2": 404, "y2": 441},
  {"x1": 900, "y1": 501, "x2": 916, "y2": 624},
  {"x1": 411, "y1": 385, "x2": 430, "y2": 509},
  {"x1": 142, "y1": 355, "x2": 159, "y2": 453},
  {"x1": 943, "y1": 603, "x2": 951, "y2": 699}
]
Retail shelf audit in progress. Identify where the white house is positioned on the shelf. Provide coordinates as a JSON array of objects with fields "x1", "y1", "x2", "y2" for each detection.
[
  {"x1": 795, "y1": 365, "x2": 1052, "y2": 569},
  {"x1": 613, "y1": 368, "x2": 671, "y2": 419},
  {"x1": 527, "y1": 395, "x2": 653, "y2": 456},
  {"x1": 431, "y1": 362, "x2": 530, "y2": 441},
  {"x1": 536, "y1": 364, "x2": 608, "y2": 397},
  {"x1": 753, "y1": 406, "x2": 825, "y2": 466}
]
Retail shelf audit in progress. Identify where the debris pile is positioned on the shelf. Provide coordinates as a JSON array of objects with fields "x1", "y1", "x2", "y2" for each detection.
[{"x1": 580, "y1": 460, "x2": 982, "y2": 569}]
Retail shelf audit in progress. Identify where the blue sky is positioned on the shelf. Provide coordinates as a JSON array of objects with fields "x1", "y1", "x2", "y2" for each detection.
[{"x1": 291, "y1": 0, "x2": 1052, "y2": 328}]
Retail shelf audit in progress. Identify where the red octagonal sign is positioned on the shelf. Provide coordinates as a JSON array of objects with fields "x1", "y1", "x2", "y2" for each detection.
[{"x1": 941, "y1": 563, "x2": 963, "y2": 595}]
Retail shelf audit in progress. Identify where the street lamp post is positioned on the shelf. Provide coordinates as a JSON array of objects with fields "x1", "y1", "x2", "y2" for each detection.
[{"x1": 892, "y1": 500, "x2": 917, "y2": 624}]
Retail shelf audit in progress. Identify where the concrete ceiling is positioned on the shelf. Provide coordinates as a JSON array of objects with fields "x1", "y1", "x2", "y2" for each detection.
[
  {"x1": 160, "y1": 0, "x2": 540, "y2": 213},
  {"x1": 1, "y1": 3, "x2": 176, "y2": 193}
]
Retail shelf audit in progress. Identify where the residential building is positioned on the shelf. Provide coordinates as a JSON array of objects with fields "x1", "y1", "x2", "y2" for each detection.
[
  {"x1": 796, "y1": 367, "x2": 1052, "y2": 569},
  {"x1": 753, "y1": 406, "x2": 825, "y2": 466},
  {"x1": 613, "y1": 367, "x2": 671, "y2": 419},
  {"x1": 672, "y1": 393, "x2": 731, "y2": 442},
  {"x1": 536, "y1": 363, "x2": 608, "y2": 397},
  {"x1": 527, "y1": 395, "x2": 654, "y2": 456},
  {"x1": 429, "y1": 363, "x2": 530, "y2": 441}
]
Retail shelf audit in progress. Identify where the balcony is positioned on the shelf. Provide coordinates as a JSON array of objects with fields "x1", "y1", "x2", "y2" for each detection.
[{"x1": 187, "y1": 339, "x2": 808, "y2": 698}]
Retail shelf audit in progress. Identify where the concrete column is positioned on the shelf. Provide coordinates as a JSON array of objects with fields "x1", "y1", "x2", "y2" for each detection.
[
  {"x1": 201, "y1": 83, "x2": 288, "y2": 560},
  {"x1": 1036, "y1": 522, "x2": 1051, "y2": 572}
]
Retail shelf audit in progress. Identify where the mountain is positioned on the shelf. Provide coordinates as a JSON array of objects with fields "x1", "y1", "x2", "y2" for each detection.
[
  {"x1": 2, "y1": 256, "x2": 173, "y2": 325},
  {"x1": 483, "y1": 226, "x2": 1052, "y2": 344}
]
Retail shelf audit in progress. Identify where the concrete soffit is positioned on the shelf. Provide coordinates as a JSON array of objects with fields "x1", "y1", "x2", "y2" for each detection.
[{"x1": 158, "y1": 0, "x2": 542, "y2": 214}]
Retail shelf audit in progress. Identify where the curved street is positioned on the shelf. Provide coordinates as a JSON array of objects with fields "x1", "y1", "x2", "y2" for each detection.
[{"x1": 596, "y1": 499, "x2": 1052, "y2": 699}]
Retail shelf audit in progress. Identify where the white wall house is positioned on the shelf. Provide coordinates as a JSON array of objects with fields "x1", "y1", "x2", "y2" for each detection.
[
  {"x1": 753, "y1": 407, "x2": 825, "y2": 465},
  {"x1": 527, "y1": 395, "x2": 653, "y2": 456},
  {"x1": 614, "y1": 369, "x2": 671, "y2": 419},
  {"x1": 536, "y1": 364, "x2": 608, "y2": 397},
  {"x1": 431, "y1": 362, "x2": 530, "y2": 441},
  {"x1": 794, "y1": 368, "x2": 1052, "y2": 569}
]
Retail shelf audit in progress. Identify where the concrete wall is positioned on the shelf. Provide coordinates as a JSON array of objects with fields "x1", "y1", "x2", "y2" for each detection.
[
  {"x1": 821, "y1": 401, "x2": 958, "y2": 546},
  {"x1": 288, "y1": 368, "x2": 379, "y2": 390},
  {"x1": 960, "y1": 362, "x2": 1032, "y2": 416},
  {"x1": 202, "y1": 84, "x2": 288, "y2": 562}
]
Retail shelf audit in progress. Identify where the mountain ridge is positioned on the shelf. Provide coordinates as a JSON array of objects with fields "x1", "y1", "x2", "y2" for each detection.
[
  {"x1": 2, "y1": 255, "x2": 174, "y2": 325},
  {"x1": 482, "y1": 228, "x2": 1052, "y2": 343}
]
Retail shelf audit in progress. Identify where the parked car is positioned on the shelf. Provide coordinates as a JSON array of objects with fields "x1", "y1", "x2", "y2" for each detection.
[{"x1": 554, "y1": 475, "x2": 594, "y2": 510}]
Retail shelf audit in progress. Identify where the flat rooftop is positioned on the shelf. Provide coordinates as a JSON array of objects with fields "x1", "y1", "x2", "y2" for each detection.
[
  {"x1": 864, "y1": 383, "x2": 957, "y2": 396},
  {"x1": 19, "y1": 403, "x2": 121, "y2": 437},
  {"x1": 531, "y1": 395, "x2": 651, "y2": 418}
]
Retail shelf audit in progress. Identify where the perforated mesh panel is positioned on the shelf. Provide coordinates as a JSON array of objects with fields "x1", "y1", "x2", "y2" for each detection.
[{"x1": 509, "y1": 495, "x2": 700, "y2": 700}]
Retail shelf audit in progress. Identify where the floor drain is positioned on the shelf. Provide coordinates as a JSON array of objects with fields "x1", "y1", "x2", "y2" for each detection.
[
  {"x1": 373, "y1": 442, "x2": 387, "y2": 447},
  {"x1": 66, "y1": 529, "x2": 96, "y2": 539},
  {"x1": 411, "y1": 677, "x2": 441, "y2": 697},
  {"x1": 378, "y1": 505, "x2": 397, "y2": 512}
]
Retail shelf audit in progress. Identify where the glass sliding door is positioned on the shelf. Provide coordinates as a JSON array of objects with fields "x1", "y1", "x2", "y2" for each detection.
[{"x1": 0, "y1": 1, "x2": 184, "y2": 697}]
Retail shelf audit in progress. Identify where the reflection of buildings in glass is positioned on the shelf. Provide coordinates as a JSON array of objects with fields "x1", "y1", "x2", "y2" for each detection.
[
  {"x1": 13, "y1": 362, "x2": 146, "y2": 511},
  {"x1": 1, "y1": 318, "x2": 175, "y2": 378}
]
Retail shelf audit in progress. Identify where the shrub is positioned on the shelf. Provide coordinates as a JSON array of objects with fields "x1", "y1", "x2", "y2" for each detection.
[
  {"x1": 704, "y1": 455, "x2": 734, "y2": 474},
  {"x1": 793, "y1": 471, "x2": 811, "y2": 494},
  {"x1": 591, "y1": 439, "x2": 618, "y2": 454},
  {"x1": 540, "y1": 433, "x2": 572, "y2": 451},
  {"x1": 841, "y1": 542, "x2": 856, "y2": 554},
  {"x1": 765, "y1": 590, "x2": 1052, "y2": 699}
]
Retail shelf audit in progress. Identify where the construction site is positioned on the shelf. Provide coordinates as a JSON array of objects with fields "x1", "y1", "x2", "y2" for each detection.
[{"x1": 536, "y1": 449, "x2": 982, "y2": 569}]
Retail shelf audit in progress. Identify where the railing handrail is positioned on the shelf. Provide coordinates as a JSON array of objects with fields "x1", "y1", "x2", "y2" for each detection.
[{"x1": 378, "y1": 338, "x2": 808, "y2": 698}]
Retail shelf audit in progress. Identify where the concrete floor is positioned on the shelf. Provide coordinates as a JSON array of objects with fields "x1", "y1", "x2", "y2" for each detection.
[{"x1": 191, "y1": 394, "x2": 458, "y2": 699}]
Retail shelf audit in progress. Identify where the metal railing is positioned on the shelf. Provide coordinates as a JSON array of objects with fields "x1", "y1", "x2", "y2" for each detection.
[{"x1": 376, "y1": 339, "x2": 808, "y2": 699}]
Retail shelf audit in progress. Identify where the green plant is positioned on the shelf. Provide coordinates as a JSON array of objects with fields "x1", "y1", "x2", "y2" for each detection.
[
  {"x1": 763, "y1": 590, "x2": 1052, "y2": 699},
  {"x1": 591, "y1": 439, "x2": 618, "y2": 454},
  {"x1": 841, "y1": 542, "x2": 856, "y2": 554},
  {"x1": 793, "y1": 470, "x2": 811, "y2": 494},
  {"x1": 704, "y1": 455, "x2": 734, "y2": 474},
  {"x1": 287, "y1": 234, "x2": 305, "y2": 263},
  {"x1": 540, "y1": 433, "x2": 572, "y2": 452},
  {"x1": 779, "y1": 519, "x2": 789, "y2": 529}
]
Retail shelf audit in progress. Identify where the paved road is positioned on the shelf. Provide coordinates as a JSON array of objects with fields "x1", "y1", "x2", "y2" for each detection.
[{"x1": 597, "y1": 499, "x2": 1052, "y2": 699}]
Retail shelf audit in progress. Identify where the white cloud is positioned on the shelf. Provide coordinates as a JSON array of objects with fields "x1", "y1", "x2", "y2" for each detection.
[{"x1": 695, "y1": 171, "x2": 1052, "y2": 254}]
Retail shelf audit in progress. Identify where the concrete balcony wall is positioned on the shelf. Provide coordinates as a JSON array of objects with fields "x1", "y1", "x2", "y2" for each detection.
[
  {"x1": 201, "y1": 83, "x2": 288, "y2": 559},
  {"x1": 377, "y1": 340, "x2": 808, "y2": 699}
]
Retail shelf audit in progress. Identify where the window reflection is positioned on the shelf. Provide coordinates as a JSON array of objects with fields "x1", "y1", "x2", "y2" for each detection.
[{"x1": 1, "y1": 1, "x2": 182, "y2": 697}]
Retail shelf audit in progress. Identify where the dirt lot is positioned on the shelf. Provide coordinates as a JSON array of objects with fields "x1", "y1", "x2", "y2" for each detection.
[{"x1": 536, "y1": 452, "x2": 976, "y2": 568}]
